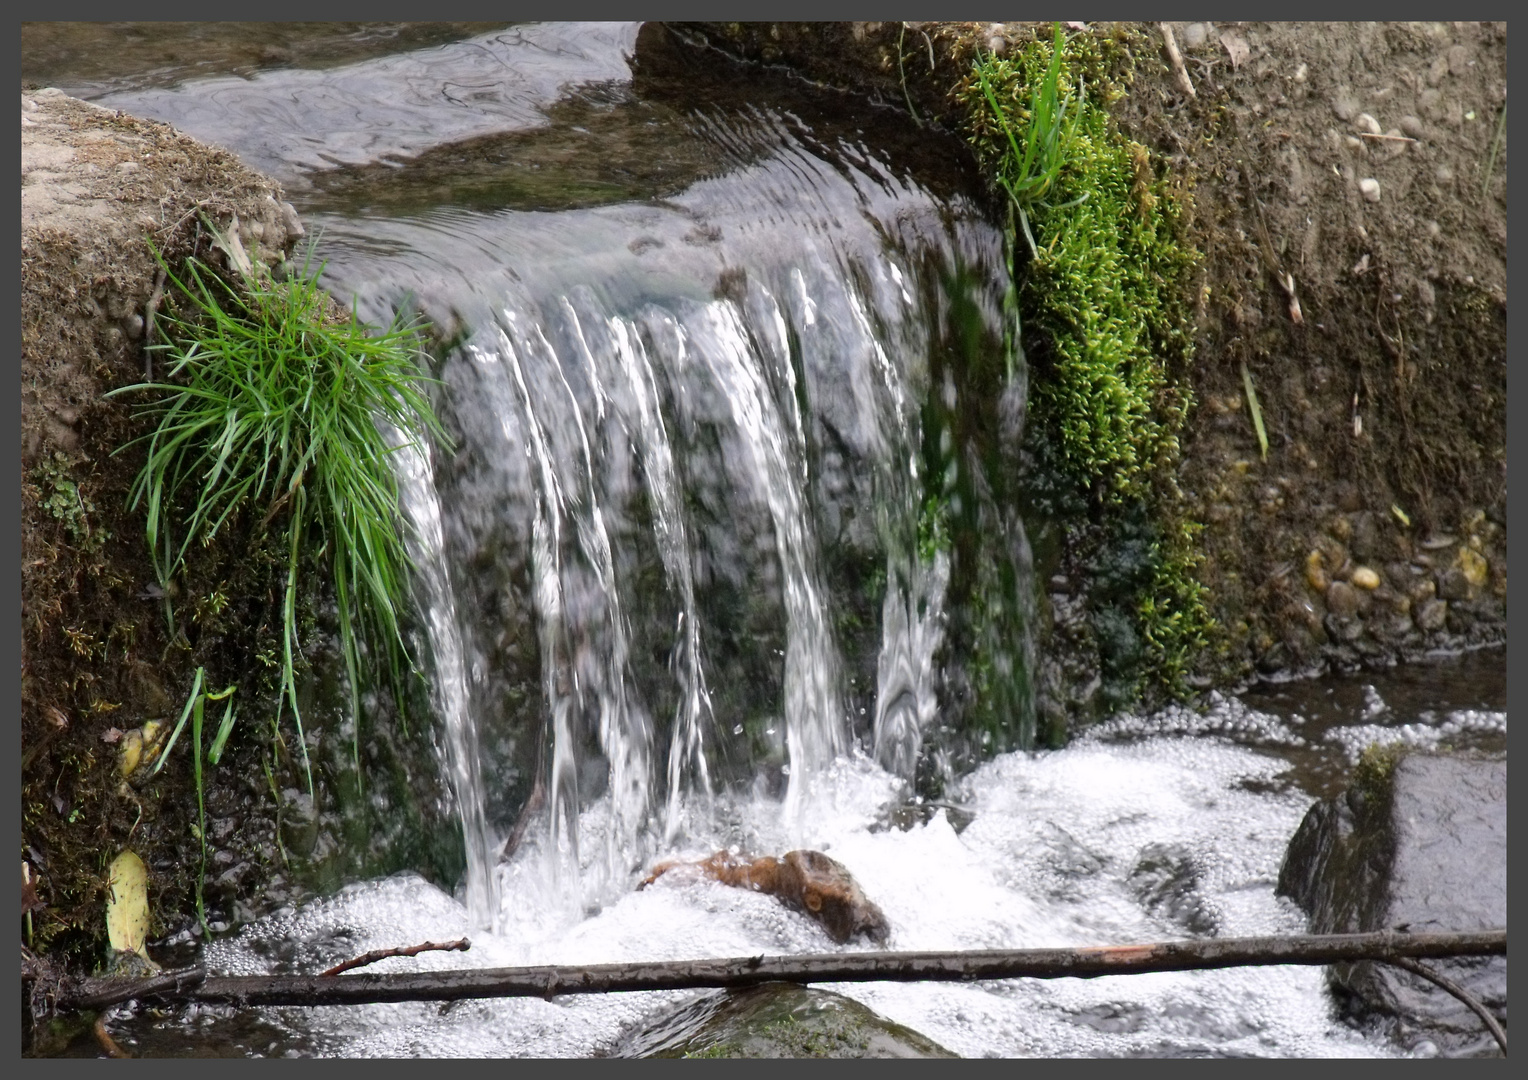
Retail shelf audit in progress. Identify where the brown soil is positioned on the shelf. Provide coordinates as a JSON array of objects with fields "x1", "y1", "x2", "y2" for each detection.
[
  {"x1": 668, "y1": 21, "x2": 1507, "y2": 699},
  {"x1": 21, "y1": 88, "x2": 305, "y2": 961}
]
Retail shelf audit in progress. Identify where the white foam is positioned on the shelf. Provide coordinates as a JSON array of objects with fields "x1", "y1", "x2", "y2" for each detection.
[{"x1": 204, "y1": 729, "x2": 1401, "y2": 1057}]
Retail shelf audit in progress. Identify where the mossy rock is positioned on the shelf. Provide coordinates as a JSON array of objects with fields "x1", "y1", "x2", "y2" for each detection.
[{"x1": 614, "y1": 982, "x2": 958, "y2": 1059}]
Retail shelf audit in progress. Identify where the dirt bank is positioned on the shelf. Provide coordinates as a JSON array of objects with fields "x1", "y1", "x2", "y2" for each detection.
[
  {"x1": 21, "y1": 88, "x2": 458, "y2": 964},
  {"x1": 665, "y1": 21, "x2": 1507, "y2": 715}
]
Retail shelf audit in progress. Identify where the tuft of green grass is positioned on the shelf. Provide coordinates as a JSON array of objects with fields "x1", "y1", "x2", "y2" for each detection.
[
  {"x1": 109, "y1": 235, "x2": 450, "y2": 795},
  {"x1": 972, "y1": 22, "x2": 1088, "y2": 257}
]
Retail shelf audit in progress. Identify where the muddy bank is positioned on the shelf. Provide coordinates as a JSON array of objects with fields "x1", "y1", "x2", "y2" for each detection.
[
  {"x1": 662, "y1": 21, "x2": 1506, "y2": 715},
  {"x1": 21, "y1": 88, "x2": 460, "y2": 964}
]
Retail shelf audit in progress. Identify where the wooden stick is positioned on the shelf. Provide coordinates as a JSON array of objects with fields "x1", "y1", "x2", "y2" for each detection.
[
  {"x1": 58, "y1": 928, "x2": 1505, "y2": 1012},
  {"x1": 320, "y1": 938, "x2": 471, "y2": 978},
  {"x1": 1356, "y1": 131, "x2": 1417, "y2": 143},
  {"x1": 1159, "y1": 23, "x2": 1196, "y2": 100},
  {"x1": 1385, "y1": 956, "x2": 1507, "y2": 1055}
]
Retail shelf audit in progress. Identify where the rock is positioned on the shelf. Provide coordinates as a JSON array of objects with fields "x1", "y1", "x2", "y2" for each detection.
[
  {"x1": 1437, "y1": 567, "x2": 1473, "y2": 601},
  {"x1": 1326, "y1": 580, "x2": 1359, "y2": 619},
  {"x1": 1356, "y1": 112, "x2": 1382, "y2": 135},
  {"x1": 1414, "y1": 598, "x2": 1449, "y2": 631},
  {"x1": 1278, "y1": 751, "x2": 1506, "y2": 1056},
  {"x1": 1359, "y1": 177, "x2": 1381, "y2": 202},
  {"x1": 642, "y1": 849, "x2": 890, "y2": 945},
  {"x1": 1456, "y1": 548, "x2": 1488, "y2": 589},
  {"x1": 1350, "y1": 566, "x2": 1380, "y2": 590},
  {"x1": 613, "y1": 982, "x2": 958, "y2": 1058},
  {"x1": 1182, "y1": 23, "x2": 1208, "y2": 49},
  {"x1": 1305, "y1": 550, "x2": 1330, "y2": 592}
]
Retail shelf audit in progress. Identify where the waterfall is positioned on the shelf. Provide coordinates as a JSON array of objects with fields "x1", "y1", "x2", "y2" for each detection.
[{"x1": 284, "y1": 58, "x2": 1033, "y2": 920}]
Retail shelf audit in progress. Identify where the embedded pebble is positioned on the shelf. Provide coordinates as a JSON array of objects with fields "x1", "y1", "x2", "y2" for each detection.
[
  {"x1": 1358, "y1": 177, "x2": 1381, "y2": 202},
  {"x1": 1326, "y1": 580, "x2": 1359, "y2": 618},
  {"x1": 1305, "y1": 551, "x2": 1329, "y2": 592},
  {"x1": 1414, "y1": 597, "x2": 1448, "y2": 631},
  {"x1": 1350, "y1": 566, "x2": 1380, "y2": 590},
  {"x1": 1356, "y1": 112, "x2": 1382, "y2": 135},
  {"x1": 1457, "y1": 547, "x2": 1489, "y2": 587},
  {"x1": 1182, "y1": 23, "x2": 1208, "y2": 48}
]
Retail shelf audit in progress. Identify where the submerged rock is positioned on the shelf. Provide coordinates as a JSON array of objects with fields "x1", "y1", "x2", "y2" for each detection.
[
  {"x1": 1277, "y1": 750, "x2": 1506, "y2": 1056},
  {"x1": 611, "y1": 982, "x2": 958, "y2": 1058}
]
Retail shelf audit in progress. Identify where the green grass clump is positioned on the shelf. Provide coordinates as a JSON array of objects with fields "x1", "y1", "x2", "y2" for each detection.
[
  {"x1": 110, "y1": 240, "x2": 449, "y2": 794},
  {"x1": 959, "y1": 25, "x2": 1210, "y2": 699}
]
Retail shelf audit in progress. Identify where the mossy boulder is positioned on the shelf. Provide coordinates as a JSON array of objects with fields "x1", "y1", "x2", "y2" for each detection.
[{"x1": 613, "y1": 982, "x2": 958, "y2": 1059}]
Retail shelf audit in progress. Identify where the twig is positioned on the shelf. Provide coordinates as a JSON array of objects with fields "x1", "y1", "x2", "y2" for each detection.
[
  {"x1": 59, "y1": 928, "x2": 1507, "y2": 1011},
  {"x1": 1385, "y1": 955, "x2": 1507, "y2": 1056},
  {"x1": 1356, "y1": 131, "x2": 1417, "y2": 143},
  {"x1": 93, "y1": 1014, "x2": 130, "y2": 1058},
  {"x1": 1159, "y1": 23, "x2": 1196, "y2": 100},
  {"x1": 142, "y1": 267, "x2": 167, "y2": 380},
  {"x1": 320, "y1": 938, "x2": 471, "y2": 978}
]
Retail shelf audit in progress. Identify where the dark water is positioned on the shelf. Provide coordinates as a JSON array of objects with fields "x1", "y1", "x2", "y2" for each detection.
[{"x1": 28, "y1": 22, "x2": 1506, "y2": 1060}]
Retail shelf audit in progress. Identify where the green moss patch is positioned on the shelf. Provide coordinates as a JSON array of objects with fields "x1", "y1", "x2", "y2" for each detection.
[{"x1": 956, "y1": 25, "x2": 1211, "y2": 703}]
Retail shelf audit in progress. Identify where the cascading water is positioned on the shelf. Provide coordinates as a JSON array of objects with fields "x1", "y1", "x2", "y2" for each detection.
[{"x1": 41, "y1": 22, "x2": 1506, "y2": 1059}]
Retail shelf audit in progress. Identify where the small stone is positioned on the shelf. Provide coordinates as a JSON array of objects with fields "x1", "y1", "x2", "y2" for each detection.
[
  {"x1": 1293, "y1": 61, "x2": 1308, "y2": 83},
  {"x1": 123, "y1": 313, "x2": 143, "y2": 339},
  {"x1": 1415, "y1": 597, "x2": 1449, "y2": 631},
  {"x1": 1400, "y1": 114, "x2": 1428, "y2": 140},
  {"x1": 1446, "y1": 44, "x2": 1470, "y2": 77},
  {"x1": 1457, "y1": 547, "x2": 1489, "y2": 588},
  {"x1": 986, "y1": 35, "x2": 1007, "y2": 56},
  {"x1": 1427, "y1": 56, "x2": 1451, "y2": 87},
  {"x1": 1437, "y1": 567, "x2": 1473, "y2": 601},
  {"x1": 1332, "y1": 89, "x2": 1359, "y2": 122},
  {"x1": 1305, "y1": 550, "x2": 1330, "y2": 592},
  {"x1": 1408, "y1": 577, "x2": 1437, "y2": 604},
  {"x1": 1359, "y1": 177, "x2": 1381, "y2": 202},
  {"x1": 1350, "y1": 566, "x2": 1381, "y2": 590},
  {"x1": 1356, "y1": 112, "x2": 1382, "y2": 135},
  {"x1": 1183, "y1": 23, "x2": 1208, "y2": 48},
  {"x1": 1326, "y1": 580, "x2": 1360, "y2": 619}
]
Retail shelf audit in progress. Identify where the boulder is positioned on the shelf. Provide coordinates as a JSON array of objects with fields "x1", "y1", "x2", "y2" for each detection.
[
  {"x1": 1278, "y1": 750, "x2": 1506, "y2": 1056},
  {"x1": 610, "y1": 981, "x2": 958, "y2": 1058}
]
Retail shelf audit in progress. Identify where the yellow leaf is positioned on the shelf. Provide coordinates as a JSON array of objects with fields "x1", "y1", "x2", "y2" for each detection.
[{"x1": 105, "y1": 851, "x2": 150, "y2": 958}]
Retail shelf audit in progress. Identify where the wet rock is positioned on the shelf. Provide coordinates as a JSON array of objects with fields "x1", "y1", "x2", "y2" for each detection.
[
  {"x1": 1325, "y1": 613, "x2": 1365, "y2": 643},
  {"x1": 1436, "y1": 567, "x2": 1473, "y2": 602},
  {"x1": 1278, "y1": 752, "x2": 1506, "y2": 1057},
  {"x1": 1349, "y1": 566, "x2": 1380, "y2": 590},
  {"x1": 613, "y1": 982, "x2": 959, "y2": 1058},
  {"x1": 1325, "y1": 580, "x2": 1359, "y2": 619}
]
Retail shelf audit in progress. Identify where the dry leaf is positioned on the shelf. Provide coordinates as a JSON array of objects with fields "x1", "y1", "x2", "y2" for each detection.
[
  {"x1": 105, "y1": 851, "x2": 150, "y2": 958},
  {"x1": 1219, "y1": 31, "x2": 1250, "y2": 70}
]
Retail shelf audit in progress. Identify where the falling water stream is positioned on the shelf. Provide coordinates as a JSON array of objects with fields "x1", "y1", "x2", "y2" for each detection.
[{"x1": 31, "y1": 23, "x2": 1506, "y2": 1058}]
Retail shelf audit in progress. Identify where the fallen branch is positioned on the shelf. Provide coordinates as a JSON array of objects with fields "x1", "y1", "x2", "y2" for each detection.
[
  {"x1": 55, "y1": 928, "x2": 1505, "y2": 1012},
  {"x1": 321, "y1": 938, "x2": 471, "y2": 978},
  {"x1": 1385, "y1": 955, "x2": 1507, "y2": 1055}
]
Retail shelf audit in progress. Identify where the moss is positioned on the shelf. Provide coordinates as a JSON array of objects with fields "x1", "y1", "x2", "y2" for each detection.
[{"x1": 955, "y1": 25, "x2": 1212, "y2": 703}]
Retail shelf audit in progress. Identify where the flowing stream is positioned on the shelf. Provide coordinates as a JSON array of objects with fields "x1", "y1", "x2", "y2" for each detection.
[{"x1": 36, "y1": 23, "x2": 1506, "y2": 1059}]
